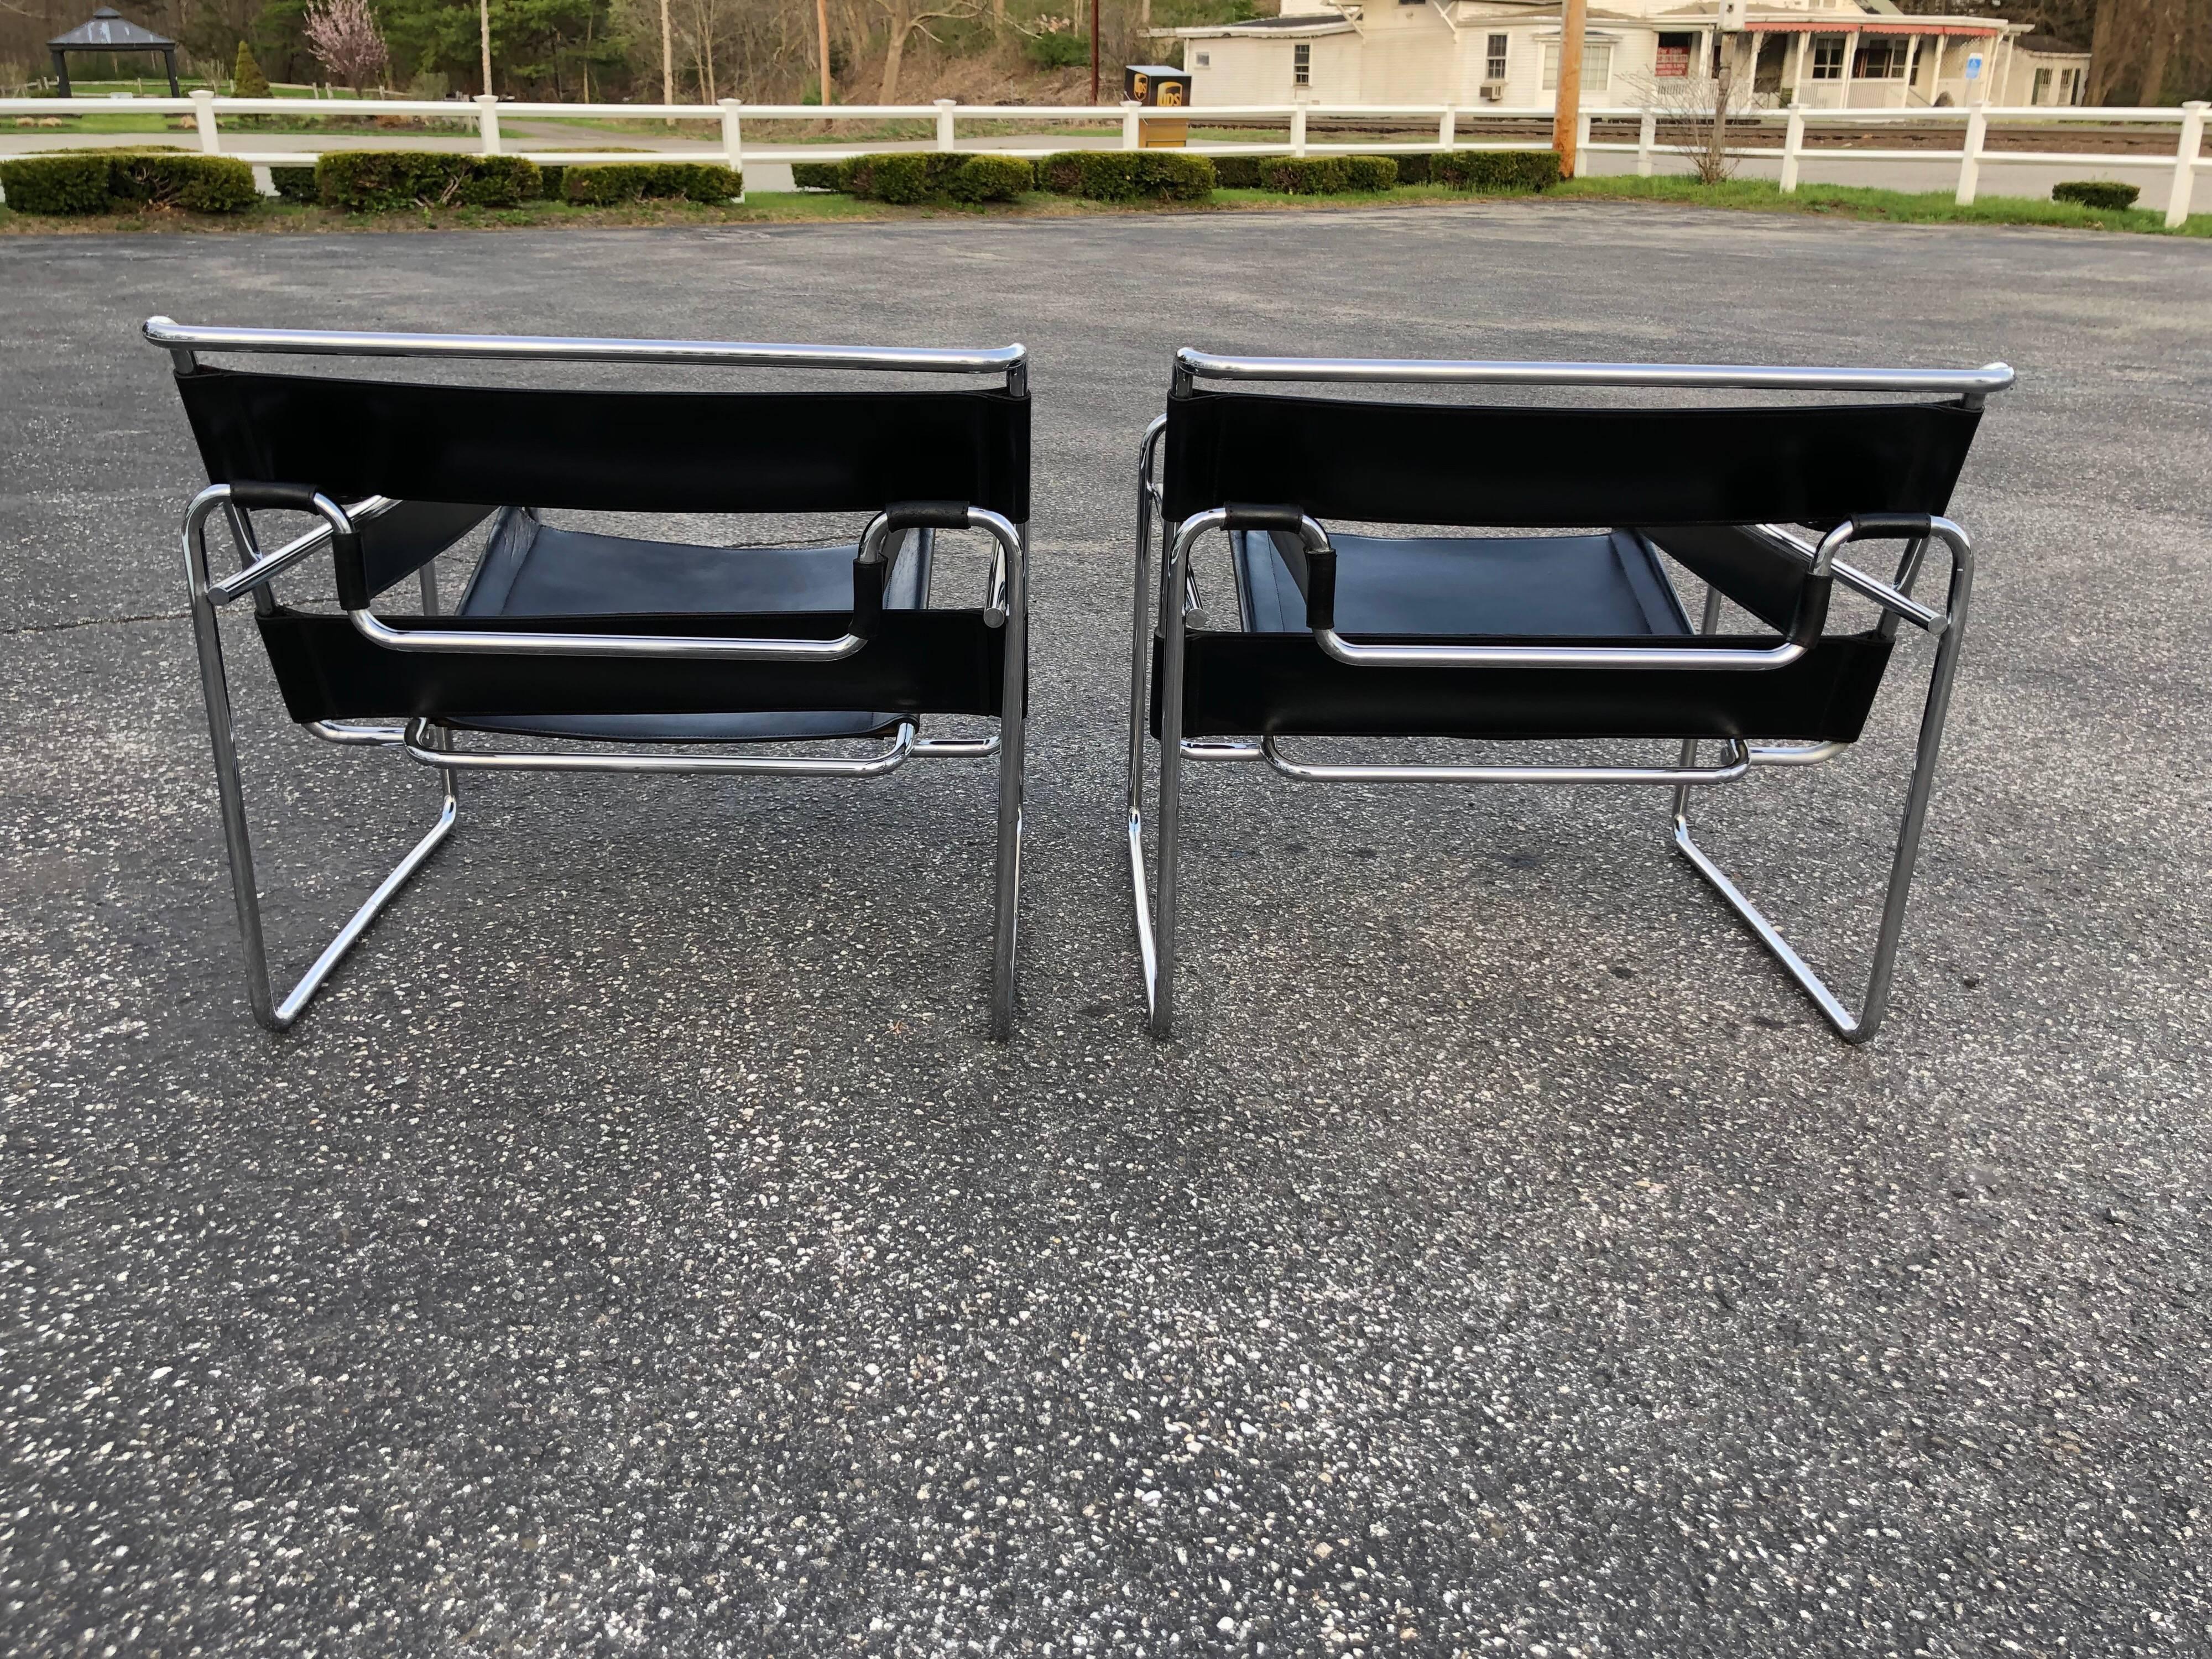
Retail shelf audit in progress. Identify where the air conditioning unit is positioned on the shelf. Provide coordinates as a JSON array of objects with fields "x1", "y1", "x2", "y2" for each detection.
[{"x1": 1478, "y1": 81, "x2": 1505, "y2": 102}]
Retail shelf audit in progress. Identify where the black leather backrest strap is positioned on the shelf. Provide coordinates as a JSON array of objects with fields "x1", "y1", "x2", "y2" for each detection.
[
  {"x1": 1162, "y1": 389, "x2": 1981, "y2": 528},
  {"x1": 178, "y1": 367, "x2": 1031, "y2": 520}
]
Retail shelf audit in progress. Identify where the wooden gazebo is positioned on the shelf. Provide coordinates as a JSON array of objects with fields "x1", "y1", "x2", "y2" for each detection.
[{"x1": 49, "y1": 9, "x2": 181, "y2": 97}]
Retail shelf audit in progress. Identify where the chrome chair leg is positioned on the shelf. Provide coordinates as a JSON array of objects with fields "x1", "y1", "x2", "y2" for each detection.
[
  {"x1": 988, "y1": 524, "x2": 1029, "y2": 1041},
  {"x1": 185, "y1": 500, "x2": 457, "y2": 1032},
  {"x1": 1672, "y1": 541, "x2": 1973, "y2": 1042},
  {"x1": 1124, "y1": 420, "x2": 1180, "y2": 1036}
]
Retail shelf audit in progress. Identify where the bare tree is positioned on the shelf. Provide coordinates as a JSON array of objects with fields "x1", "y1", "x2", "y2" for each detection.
[
  {"x1": 302, "y1": 0, "x2": 389, "y2": 92},
  {"x1": 873, "y1": 0, "x2": 980, "y2": 102},
  {"x1": 1628, "y1": 70, "x2": 1760, "y2": 183}
]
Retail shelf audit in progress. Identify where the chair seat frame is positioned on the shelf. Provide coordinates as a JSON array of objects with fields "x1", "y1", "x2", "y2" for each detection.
[
  {"x1": 1127, "y1": 351, "x2": 2010, "y2": 1044},
  {"x1": 164, "y1": 320, "x2": 1029, "y2": 1039}
]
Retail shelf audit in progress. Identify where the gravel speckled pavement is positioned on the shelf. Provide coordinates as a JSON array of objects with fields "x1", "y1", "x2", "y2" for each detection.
[{"x1": 3, "y1": 205, "x2": 2208, "y2": 1658}]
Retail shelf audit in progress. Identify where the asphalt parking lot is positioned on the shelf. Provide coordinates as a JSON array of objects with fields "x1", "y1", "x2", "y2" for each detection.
[{"x1": 3, "y1": 204, "x2": 2208, "y2": 1657}]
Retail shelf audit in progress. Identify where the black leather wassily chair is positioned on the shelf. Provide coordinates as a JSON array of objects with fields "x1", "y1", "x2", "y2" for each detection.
[
  {"x1": 1128, "y1": 348, "x2": 2013, "y2": 1042},
  {"x1": 151, "y1": 318, "x2": 1031, "y2": 1037}
]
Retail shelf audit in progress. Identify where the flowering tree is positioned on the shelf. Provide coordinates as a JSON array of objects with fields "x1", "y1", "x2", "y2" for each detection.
[{"x1": 303, "y1": 0, "x2": 392, "y2": 92}]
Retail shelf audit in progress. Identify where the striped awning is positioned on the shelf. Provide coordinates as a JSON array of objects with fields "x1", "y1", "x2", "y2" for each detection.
[{"x1": 1743, "y1": 20, "x2": 2005, "y2": 36}]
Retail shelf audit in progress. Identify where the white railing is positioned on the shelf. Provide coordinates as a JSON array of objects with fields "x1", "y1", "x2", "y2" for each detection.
[{"x1": 4, "y1": 91, "x2": 2205, "y2": 227}]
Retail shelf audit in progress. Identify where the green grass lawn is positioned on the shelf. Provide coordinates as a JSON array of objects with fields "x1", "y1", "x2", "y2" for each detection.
[
  {"x1": 1554, "y1": 174, "x2": 2208, "y2": 236},
  {"x1": 3, "y1": 176, "x2": 2203, "y2": 237}
]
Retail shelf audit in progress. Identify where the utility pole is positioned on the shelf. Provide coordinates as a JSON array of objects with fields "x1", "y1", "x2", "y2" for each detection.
[
  {"x1": 661, "y1": 0, "x2": 674, "y2": 107},
  {"x1": 1091, "y1": 0, "x2": 1101, "y2": 105},
  {"x1": 479, "y1": 0, "x2": 493, "y2": 98},
  {"x1": 1552, "y1": 0, "x2": 1585, "y2": 177},
  {"x1": 1708, "y1": 0, "x2": 1744, "y2": 181},
  {"x1": 817, "y1": 0, "x2": 832, "y2": 109}
]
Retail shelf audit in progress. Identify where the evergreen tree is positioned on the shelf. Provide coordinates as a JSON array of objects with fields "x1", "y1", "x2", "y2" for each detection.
[{"x1": 233, "y1": 40, "x2": 271, "y2": 96}]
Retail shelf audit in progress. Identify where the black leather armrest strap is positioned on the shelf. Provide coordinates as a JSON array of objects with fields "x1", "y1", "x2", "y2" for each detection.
[
  {"x1": 232, "y1": 481, "x2": 369, "y2": 609},
  {"x1": 855, "y1": 502, "x2": 969, "y2": 636},
  {"x1": 1225, "y1": 504, "x2": 1335, "y2": 632},
  {"x1": 1847, "y1": 512, "x2": 1934, "y2": 540}
]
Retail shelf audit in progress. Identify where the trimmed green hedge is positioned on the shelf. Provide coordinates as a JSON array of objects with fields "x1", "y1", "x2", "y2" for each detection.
[
  {"x1": 1036, "y1": 150, "x2": 1213, "y2": 202},
  {"x1": 1215, "y1": 154, "x2": 1399, "y2": 194},
  {"x1": 2052, "y1": 179, "x2": 2138, "y2": 210},
  {"x1": 315, "y1": 151, "x2": 543, "y2": 211},
  {"x1": 1434, "y1": 149, "x2": 1561, "y2": 191},
  {"x1": 1344, "y1": 155, "x2": 1399, "y2": 192},
  {"x1": 110, "y1": 152, "x2": 259, "y2": 213},
  {"x1": 946, "y1": 153, "x2": 1035, "y2": 202},
  {"x1": 1380, "y1": 150, "x2": 1559, "y2": 190},
  {"x1": 269, "y1": 164, "x2": 318, "y2": 203},
  {"x1": 841, "y1": 153, "x2": 965, "y2": 203},
  {"x1": 535, "y1": 163, "x2": 566, "y2": 200},
  {"x1": 0, "y1": 153, "x2": 112, "y2": 214},
  {"x1": 1259, "y1": 155, "x2": 1352, "y2": 194},
  {"x1": 562, "y1": 160, "x2": 740, "y2": 205},
  {"x1": 836, "y1": 153, "x2": 1035, "y2": 204},
  {"x1": 1209, "y1": 153, "x2": 1274, "y2": 189},
  {"x1": 0, "y1": 151, "x2": 256, "y2": 215}
]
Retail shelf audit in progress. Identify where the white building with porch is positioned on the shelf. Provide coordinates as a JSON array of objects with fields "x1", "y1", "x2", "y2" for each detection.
[{"x1": 1173, "y1": 1, "x2": 2092, "y2": 113}]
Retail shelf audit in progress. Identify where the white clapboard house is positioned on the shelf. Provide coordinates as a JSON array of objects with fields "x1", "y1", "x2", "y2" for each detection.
[{"x1": 1171, "y1": 0, "x2": 2091, "y2": 112}]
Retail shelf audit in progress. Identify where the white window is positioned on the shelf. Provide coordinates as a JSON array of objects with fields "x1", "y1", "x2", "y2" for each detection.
[
  {"x1": 2032, "y1": 66, "x2": 2052, "y2": 103},
  {"x1": 1654, "y1": 32, "x2": 1693, "y2": 78},
  {"x1": 1293, "y1": 43, "x2": 1311, "y2": 86},
  {"x1": 1854, "y1": 38, "x2": 1908, "y2": 80},
  {"x1": 1541, "y1": 41, "x2": 1613, "y2": 93},
  {"x1": 1485, "y1": 34, "x2": 1509, "y2": 81},
  {"x1": 1810, "y1": 36, "x2": 1845, "y2": 80}
]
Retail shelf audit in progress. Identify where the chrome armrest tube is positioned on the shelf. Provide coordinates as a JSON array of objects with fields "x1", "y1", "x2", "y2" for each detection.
[
  {"x1": 347, "y1": 507, "x2": 1025, "y2": 663},
  {"x1": 348, "y1": 607, "x2": 870, "y2": 662},
  {"x1": 1752, "y1": 521, "x2": 1958, "y2": 635},
  {"x1": 145, "y1": 316, "x2": 1026, "y2": 380},
  {"x1": 1173, "y1": 348, "x2": 2015, "y2": 399},
  {"x1": 207, "y1": 494, "x2": 400, "y2": 606}
]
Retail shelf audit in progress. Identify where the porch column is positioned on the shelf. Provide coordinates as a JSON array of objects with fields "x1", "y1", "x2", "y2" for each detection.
[
  {"x1": 1927, "y1": 35, "x2": 1945, "y2": 103},
  {"x1": 1845, "y1": 29, "x2": 1860, "y2": 109},
  {"x1": 1901, "y1": 33, "x2": 1919, "y2": 108},
  {"x1": 1792, "y1": 32, "x2": 1808, "y2": 105}
]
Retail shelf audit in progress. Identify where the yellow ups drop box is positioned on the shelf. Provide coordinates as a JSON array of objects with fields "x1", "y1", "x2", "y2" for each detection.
[{"x1": 1124, "y1": 64, "x2": 1193, "y2": 148}]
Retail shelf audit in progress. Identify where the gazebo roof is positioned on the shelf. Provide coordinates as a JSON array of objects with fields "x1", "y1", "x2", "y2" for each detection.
[{"x1": 49, "y1": 8, "x2": 176, "y2": 50}]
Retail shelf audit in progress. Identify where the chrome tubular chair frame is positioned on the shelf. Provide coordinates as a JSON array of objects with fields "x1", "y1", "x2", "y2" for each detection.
[
  {"x1": 165, "y1": 320, "x2": 1029, "y2": 1039},
  {"x1": 1128, "y1": 351, "x2": 2009, "y2": 1044}
]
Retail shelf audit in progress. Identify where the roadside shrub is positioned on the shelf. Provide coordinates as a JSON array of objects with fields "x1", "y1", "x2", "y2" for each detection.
[
  {"x1": 1036, "y1": 150, "x2": 1213, "y2": 202},
  {"x1": 108, "y1": 152, "x2": 258, "y2": 213},
  {"x1": 1433, "y1": 149, "x2": 1561, "y2": 192},
  {"x1": 534, "y1": 163, "x2": 565, "y2": 200},
  {"x1": 1260, "y1": 155, "x2": 1352, "y2": 194},
  {"x1": 1344, "y1": 155, "x2": 1399, "y2": 191},
  {"x1": 269, "y1": 164, "x2": 318, "y2": 203},
  {"x1": 0, "y1": 152, "x2": 256, "y2": 215},
  {"x1": 2052, "y1": 179, "x2": 2138, "y2": 211},
  {"x1": 841, "y1": 152, "x2": 962, "y2": 203},
  {"x1": 315, "y1": 151, "x2": 545, "y2": 210},
  {"x1": 946, "y1": 153, "x2": 1034, "y2": 202},
  {"x1": 0, "y1": 153, "x2": 113, "y2": 214},
  {"x1": 790, "y1": 159, "x2": 845, "y2": 191},
  {"x1": 562, "y1": 160, "x2": 739, "y2": 205},
  {"x1": 1392, "y1": 150, "x2": 1436, "y2": 185}
]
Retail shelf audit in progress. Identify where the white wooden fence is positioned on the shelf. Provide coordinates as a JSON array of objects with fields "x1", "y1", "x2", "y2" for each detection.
[{"x1": 5, "y1": 92, "x2": 2205, "y2": 227}]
